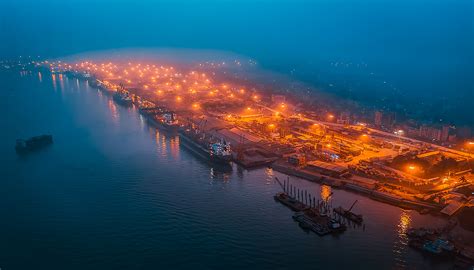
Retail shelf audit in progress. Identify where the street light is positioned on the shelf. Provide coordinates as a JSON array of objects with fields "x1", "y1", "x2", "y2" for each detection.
[
  {"x1": 360, "y1": 134, "x2": 369, "y2": 142},
  {"x1": 268, "y1": 123, "x2": 276, "y2": 132},
  {"x1": 407, "y1": 165, "x2": 417, "y2": 174}
]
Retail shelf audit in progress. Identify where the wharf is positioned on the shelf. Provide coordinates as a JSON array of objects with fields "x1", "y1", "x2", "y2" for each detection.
[{"x1": 272, "y1": 160, "x2": 441, "y2": 211}]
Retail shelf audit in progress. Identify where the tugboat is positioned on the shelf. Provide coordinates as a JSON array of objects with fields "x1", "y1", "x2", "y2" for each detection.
[{"x1": 15, "y1": 135, "x2": 53, "y2": 154}]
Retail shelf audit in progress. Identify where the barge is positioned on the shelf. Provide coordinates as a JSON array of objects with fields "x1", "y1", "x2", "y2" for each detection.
[
  {"x1": 273, "y1": 192, "x2": 309, "y2": 212},
  {"x1": 334, "y1": 200, "x2": 363, "y2": 224}
]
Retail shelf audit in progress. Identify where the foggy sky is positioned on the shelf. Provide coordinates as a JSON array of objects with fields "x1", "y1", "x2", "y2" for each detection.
[{"x1": 1, "y1": 0, "x2": 473, "y2": 124}]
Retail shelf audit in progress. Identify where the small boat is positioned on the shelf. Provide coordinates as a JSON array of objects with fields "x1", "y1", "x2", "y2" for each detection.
[
  {"x1": 15, "y1": 135, "x2": 53, "y2": 154},
  {"x1": 423, "y1": 241, "x2": 443, "y2": 254}
]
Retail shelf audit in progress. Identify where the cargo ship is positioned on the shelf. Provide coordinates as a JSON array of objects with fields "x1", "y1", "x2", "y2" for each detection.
[
  {"x1": 145, "y1": 112, "x2": 180, "y2": 134},
  {"x1": 179, "y1": 128, "x2": 232, "y2": 164},
  {"x1": 113, "y1": 90, "x2": 132, "y2": 106},
  {"x1": 15, "y1": 135, "x2": 53, "y2": 154}
]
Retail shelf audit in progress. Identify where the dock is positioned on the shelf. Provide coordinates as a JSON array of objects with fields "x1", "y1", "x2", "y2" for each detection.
[{"x1": 274, "y1": 177, "x2": 347, "y2": 236}]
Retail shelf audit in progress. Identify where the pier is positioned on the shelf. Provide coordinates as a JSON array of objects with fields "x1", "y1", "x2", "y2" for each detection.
[{"x1": 274, "y1": 177, "x2": 350, "y2": 236}]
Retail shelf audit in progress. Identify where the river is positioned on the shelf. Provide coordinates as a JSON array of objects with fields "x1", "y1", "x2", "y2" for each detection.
[{"x1": 0, "y1": 69, "x2": 451, "y2": 269}]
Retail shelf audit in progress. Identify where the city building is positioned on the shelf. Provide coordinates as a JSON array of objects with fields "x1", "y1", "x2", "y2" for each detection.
[{"x1": 374, "y1": 111, "x2": 383, "y2": 127}]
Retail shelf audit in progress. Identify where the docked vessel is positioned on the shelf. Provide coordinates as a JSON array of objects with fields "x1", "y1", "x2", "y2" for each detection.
[
  {"x1": 407, "y1": 227, "x2": 457, "y2": 257},
  {"x1": 179, "y1": 128, "x2": 232, "y2": 164},
  {"x1": 113, "y1": 90, "x2": 133, "y2": 106},
  {"x1": 292, "y1": 211, "x2": 345, "y2": 236},
  {"x1": 274, "y1": 192, "x2": 309, "y2": 212},
  {"x1": 144, "y1": 112, "x2": 180, "y2": 134},
  {"x1": 15, "y1": 135, "x2": 53, "y2": 154}
]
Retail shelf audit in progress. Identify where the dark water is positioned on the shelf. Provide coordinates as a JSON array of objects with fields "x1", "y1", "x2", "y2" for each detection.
[{"x1": 0, "y1": 70, "x2": 452, "y2": 269}]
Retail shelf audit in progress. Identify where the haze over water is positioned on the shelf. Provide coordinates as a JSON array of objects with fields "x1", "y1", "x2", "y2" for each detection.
[
  {"x1": 1, "y1": 0, "x2": 472, "y2": 126},
  {"x1": 0, "y1": 61, "x2": 451, "y2": 269}
]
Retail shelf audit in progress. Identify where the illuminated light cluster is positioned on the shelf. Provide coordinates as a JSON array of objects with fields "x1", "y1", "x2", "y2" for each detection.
[{"x1": 45, "y1": 59, "x2": 283, "y2": 118}]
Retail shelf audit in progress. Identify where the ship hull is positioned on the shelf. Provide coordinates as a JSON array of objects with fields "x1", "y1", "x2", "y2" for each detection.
[
  {"x1": 179, "y1": 131, "x2": 231, "y2": 165},
  {"x1": 144, "y1": 115, "x2": 179, "y2": 134}
]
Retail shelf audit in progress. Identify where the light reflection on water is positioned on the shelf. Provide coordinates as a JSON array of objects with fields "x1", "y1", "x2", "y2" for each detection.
[
  {"x1": 160, "y1": 130, "x2": 167, "y2": 157},
  {"x1": 51, "y1": 73, "x2": 57, "y2": 91},
  {"x1": 58, "y1": 73, "x2": 64, "y2": 92},
  {"x1": 169, "y1": 136, "x2": 180, "y2": 160},
  {"x1": 321, "y1": 184, "x2": 333, "y2": 202},
  {"x1": 264, "y1": 167, "x2": 274, "y2": 184},
  {"x1": 107, "y1": 99, "x2": 119, "y2": 124},
  {"x1": 392, "y1": 210, "x2": 412, "y2": 269}
]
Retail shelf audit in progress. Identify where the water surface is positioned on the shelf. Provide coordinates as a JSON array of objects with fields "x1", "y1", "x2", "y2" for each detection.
[{"x1": 0, "y1": 70, "x2": 451, "y2": 269}]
